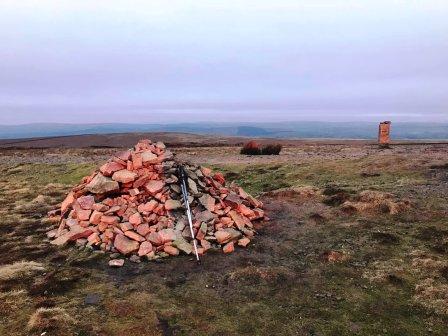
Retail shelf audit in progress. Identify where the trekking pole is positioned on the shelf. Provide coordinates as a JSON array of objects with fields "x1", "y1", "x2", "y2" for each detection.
[{"x1": 177, "y1": 165, "x2": 200, "y2": 262}]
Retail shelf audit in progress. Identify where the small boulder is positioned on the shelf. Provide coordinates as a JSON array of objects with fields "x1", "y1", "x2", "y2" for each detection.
[
  {"x1": 164, "y1": 245, "x2": 179, "y2": 256},
  {"x1": 138, "y1": 241, "x2": 153, "y2": 256},
  {"x1": 100, "y1": 162, "x2": 125, "y2": 176},
  {"x1": 223, "y1": 242, "x2": 234, "y2": 253},
  {"x1": 145, "y1": 180, "x2": 164, "y2": 194},
  {"x1": 159, "y1": 228, "x2": 177, "y2": 243},
  {"x1": 114, "y1": 234, "x2": 139, "y2": 255},
  {"x1": 86, "y1": 174, "x2": 119, "y2": 194},
  {"x1": 77, "y1": 195, "x2": 95, "y2": 210},
  {"x1": 147, "y1": 232, "x2": 163, "y2": 246},
  {"x1": 172, "y1": 237, "x2": 193, "y2": 254},
  {"x1": 141, "y1": 151, "x2": 158, "y2": 163},
  {"x1": 215, "y1": 230, "x2": 232, "y2": 244},
  {"x1": 165, "y1": 199, "x2": 182, "y2": 211},
  {"x1": 109, "y1": 259, "x2": 125, "y2": 267},
  {"x1": 238, "y1": 237, "x2": 251, "y2": 247},
  {"x1": 199, "y1": 194, "x2": 215, "y2": 212},
  {"x1": 124, "y1": 230, "x2": 145, "y2": 242},
  {"x1": 112, "y1": 170, "x2": 138, "y2": 183},
  {"x1": 129, "y1": 212, "x2": 143, "y2": 226}
]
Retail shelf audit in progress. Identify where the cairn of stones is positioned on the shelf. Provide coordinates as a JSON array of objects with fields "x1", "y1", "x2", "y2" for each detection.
[{"x1": 47, "y1": 140, "x2": 266, "y2": 265}]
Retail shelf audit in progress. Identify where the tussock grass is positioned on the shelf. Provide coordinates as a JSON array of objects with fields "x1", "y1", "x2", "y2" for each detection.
[
  {"x1": 0, "y1": 261, "x2": 46, "y2": 281},
  {"x1": 27, "y1": 307, "x2": 76, "y2": 334}
]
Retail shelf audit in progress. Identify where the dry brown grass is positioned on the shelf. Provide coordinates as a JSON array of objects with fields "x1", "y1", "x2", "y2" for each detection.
[
  {"x1": 341, "y1": 190, "x2": 411, "y2": 215},
  {"x1": 0, "y1": 290, "x2": 30, "y2": 316},
  {"x1": 27, "y1": 307, "x2": 76, "y2": 334},
  {"x1": 263, "y1": 185, "x2": 322, "y2": 199},
  {"x1": 362, "y1": 258, "x2": 407, "y2": 283},
  {"x1": 0, "y1": 261, "x2": 46, "y2": 281},
  {"x1": 414, "y1": 278, "x2": 448, "y2": 315}
]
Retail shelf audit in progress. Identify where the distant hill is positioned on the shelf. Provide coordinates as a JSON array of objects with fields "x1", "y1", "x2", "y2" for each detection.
[{"x1": 0, "y1": 121, "x2": 447, "y2": 140}]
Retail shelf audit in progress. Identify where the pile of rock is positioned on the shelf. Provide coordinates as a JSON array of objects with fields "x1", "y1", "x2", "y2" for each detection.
[{"x1": 47, "y1": 139, "x2": 266, "y2": 265}]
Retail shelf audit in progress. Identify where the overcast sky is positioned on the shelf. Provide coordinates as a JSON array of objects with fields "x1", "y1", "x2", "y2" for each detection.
[{"x1": 0, "y1": 0, "x2": 447, "y2": 124}]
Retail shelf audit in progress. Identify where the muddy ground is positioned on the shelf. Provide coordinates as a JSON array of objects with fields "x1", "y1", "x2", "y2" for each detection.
[{"x1": 0, "y1": 142, "x2": 447, "y2": 335}]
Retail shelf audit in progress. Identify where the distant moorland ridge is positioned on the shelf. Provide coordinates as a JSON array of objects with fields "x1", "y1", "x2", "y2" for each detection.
[{"x1": 0, "y1": 121, "x2": 447, "y2": 141}]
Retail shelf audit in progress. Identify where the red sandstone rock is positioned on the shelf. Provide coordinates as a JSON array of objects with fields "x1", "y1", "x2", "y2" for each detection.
[
  {"x1": 132, "y1": 153, "x2": 143, "y2": 169},
  {"x1": 77, "y1": 209, "x2": 92, "y2": 221},
  {"x1": 159, "y1": 228, "x2": 177, "y2": 243},
  {"x1": 112, "y1": 170, "x2": 138, "y2": 183},
  {"x1": 138, "y1": 200, "x2": 158, "y2": 213},
  {"x1": 109, "y1": 259, "x2": 125, "y2": 267},
  {"x1": 92, "y1": 203, "x2": 109, "y2": 212},
  {"x1": 77, "y1": 195, "x2": 95, "y2": 210},
  {"x1": 213, "y1": 172, "x2": 226, "y2": 185},
  {"x1": 201, "y1": 166, "x2": 212, "y2": 177},
  {"x1": 378, "y1": 121, "x2": 391, "y2": 145},
  {"x1": 129, "y1": 212, "x2": 143, "y2": 226},
  {"x1": 215, "y1": 230, "x2": 231, "y2": 244},
  {"x1": 164, "y1": 245, "x2": 179, "y2": 256},
  {"x1": 238, "y1": 237, "x2": 250, "y2": 247},
  {"x1": 199, "y1": 194, "x2": 215, "y2": 211},
  {"x1": 138, "y1": 241, "x2": 153, "y2": 256},
  {"x1": 119, "y1": 222, "x2": 133, "y2": 232},
  {"x1": 147, "y1": 232, "x2": 163, "y2": 246},
  {"x1": 228, "y1": 210, "x2": 251, "y2": 229},
  {"x1": 89, "y1": 210, "x2": 102, "y2": 225},
  {"x1": 61, "y1": 192, "x2": 75, "y2": 214},
  {"x1": 86, "y1": 174, "x2": 119, "y2": 194},
  {"x1": 124, "y1": 230, "x2": 145, "y2": 242},
  {"x1": 223, "y1": 241, "x2": 234, "y2": 253},
  {"x1": 165, "y1": 199, "x2": 181, "y2": 210},
  {"x1": 141, "y1": 151, "x2": 158, "y2": 163},
  {"x1": 100, "y1": 162, "x2": 125, "y2": 176},
  {"x1": 136, "y1": 223, "x2": 150, "y2": 236},
  {"x1": 145, "y1": 180, "x2": 164, "y2": 194},
  {"x1": 114, "y1": 234, "x2": 139, "y2": 255},
  {"x1": 101, "y1": 216, "x2": 119, "y2": 225},
  {"x1": 115, "y1": 150, "x2": 131, "y2": 161}
]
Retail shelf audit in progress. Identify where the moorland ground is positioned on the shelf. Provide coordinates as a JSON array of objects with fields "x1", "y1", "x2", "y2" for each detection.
[{"x1": 0, "y1": 137, "x2": 447, "y2": 336}]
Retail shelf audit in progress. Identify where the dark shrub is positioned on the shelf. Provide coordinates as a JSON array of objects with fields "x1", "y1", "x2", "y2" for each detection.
[
  {"x1": 240, "y1": 141, "x2": 262, "y2": 155},
  {"x1": 261, "y1": 144, "x2": 282, "y2": 155}
]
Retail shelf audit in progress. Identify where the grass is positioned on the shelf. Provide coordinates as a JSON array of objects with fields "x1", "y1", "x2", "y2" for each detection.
[
  {"x1": 0, "y1": 261, "x2": 46, "y2": 281},
  {"x1": 211, "y1": 154, "x2": 426, "y2": 196},
  {"x1": 0, "y1": 147, "x2": 446, "y2": 335}
]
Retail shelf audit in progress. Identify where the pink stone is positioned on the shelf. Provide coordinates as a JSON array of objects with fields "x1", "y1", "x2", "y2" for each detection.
[
  {"x1": 101, "y1": 216, "x2": 119, "y2": 225},
  {"x1": 238, "y1": 237, "x2": 250, "y2": 247},
  {"x1": 228, "y1": 210, "x2": 251, "y2": 230},
  {"x1": 109, "y1": 259, "x2": 125, "y2": 267},
  {"x1": 112, "y1": 170, "x2": 138, "y2": 183},
  {"x1": 164, "y1": 245, "x2": 179, "y2": 256},
  {"x1": 138, "y1": 200, "x2": 158, "y2": 213},
  {"x1": 145, "y1": 180, "x2": 164, "y2": 194},
  {"x1": 223, "y1": 241, "x2": 234, "y2": 253},
  {"x1": 77, "y1": 195, "x2": 95, "y2": 210},
  {"x1": 77, "y1": 209, "x2": 92, "y2": 221},
  {"x1": 89, "y1": 210, "x2": 102, "y2": 225},
  {"x1": 114, "y1": 234, "x2": 139, "y2": 255},
  {"x1": 159, "y1": 228, "x2": 177, "y2": 243},
  {"x1": 61, "y1": 191, "x2": 75, "y2": 214},
  {"x1": 129, "y1": 212, "x2": 143, "y2": 226},
  {"x1": 136, "y1": 223, "x2": 150, "y2": 236},
  {"x1": 100, "y1": 161, "x2": 125, "y2": 176},
  {"x1": 119, "y1": 222, "x2": 133, "y2": 232},
  {"x1": 215, "y1": 230, "x2": 231, "y2": 244},
  {"x1": 124, "y1": 230, "x2": 145, "y2": 242},
  {"x1": 138, "y1": 241, "x2": 153, "y2": 256},
  {"x1": 147, "y1": 232, "x2": 163, "y2": 246}
]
